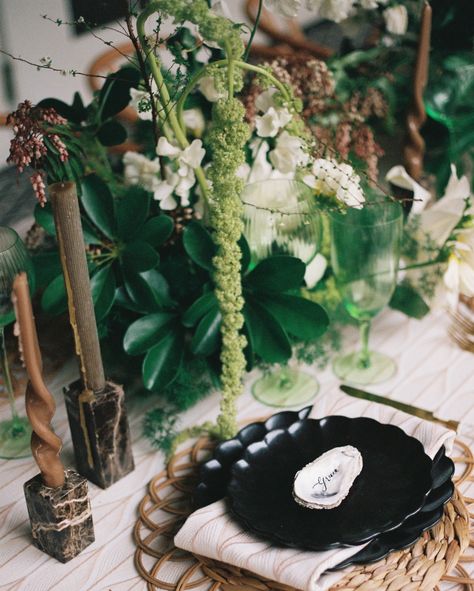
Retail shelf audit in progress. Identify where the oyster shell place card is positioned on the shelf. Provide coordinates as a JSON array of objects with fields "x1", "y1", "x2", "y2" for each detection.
[{"x1": 293, "y1": 446, "x2": 363, "y2": 510}]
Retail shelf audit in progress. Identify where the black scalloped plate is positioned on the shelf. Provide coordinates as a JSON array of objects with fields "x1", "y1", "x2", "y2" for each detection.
[
  {"x1": 228, "y1": 416, "x2": 433, "y2": 550},
  {"x1": 194, "y1": 406, "x2": 312, "y2": 509},
  {"x1": 333, "y1": 455, "x2": 454, "y2": 569}
]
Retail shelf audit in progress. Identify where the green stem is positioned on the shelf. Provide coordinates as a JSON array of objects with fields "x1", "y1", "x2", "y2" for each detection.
[
  {"x1": 234, "y1": 61, "x2": 292, "y2": 101},
  {"x1": 0, "y1": 327, "x2": 17, "y2": 420},
  {"x1": 243, "y1": 0, "x2": 263, "y2": 62},
  {"x1": 358, "y1": 320, "x2": 371, "y2": 369},
  {"x1": 136, "y1": 5, "x2": 210, "y2": 200}
]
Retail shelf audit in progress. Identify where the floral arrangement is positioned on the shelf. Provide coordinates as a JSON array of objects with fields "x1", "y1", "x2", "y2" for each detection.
[{"x1": 5, "y1": 0, "x2": 473, "y2": 451}]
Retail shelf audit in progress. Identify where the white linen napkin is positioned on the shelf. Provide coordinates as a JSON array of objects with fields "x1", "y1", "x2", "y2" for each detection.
[{"x1": 174, "y1": 391, "x2": 456, "y2": 591}]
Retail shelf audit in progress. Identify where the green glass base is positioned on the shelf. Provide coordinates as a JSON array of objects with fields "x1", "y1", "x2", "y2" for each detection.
[
  {"x1": 0, "y1": 416, "x2": 32, "y2": 459},
  {"x1": 251, "y1": 368, "x2": 319, "y2": 408},
  {"x1": 333, "y1": 350, "x2": 397, "y2": 386}
]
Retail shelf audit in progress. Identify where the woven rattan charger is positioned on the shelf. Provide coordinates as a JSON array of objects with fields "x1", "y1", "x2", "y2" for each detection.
[{"x1": 134, "y1": 435, "x2": 474, "y2": 591}]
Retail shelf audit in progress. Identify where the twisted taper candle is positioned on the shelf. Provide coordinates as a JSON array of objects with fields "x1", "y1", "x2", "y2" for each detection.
[{"x1": 12, "y1": 272, "x2": 65, "y2": 488}]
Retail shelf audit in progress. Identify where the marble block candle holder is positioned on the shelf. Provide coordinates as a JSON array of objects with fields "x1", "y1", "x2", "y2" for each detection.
[
  {"x1": 64, "y1": 380, "x2": 134, "y2": 489},
  {"x1": 24, "y1": 469, "x2": 94, "y2": 563}
]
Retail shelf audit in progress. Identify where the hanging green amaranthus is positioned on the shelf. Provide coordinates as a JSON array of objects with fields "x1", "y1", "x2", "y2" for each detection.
[{"x1": 136, "y1": 0, "x2": 297, "y2": 439}]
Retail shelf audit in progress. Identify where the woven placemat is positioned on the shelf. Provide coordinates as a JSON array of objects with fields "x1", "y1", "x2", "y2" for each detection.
[{"x1": 134, "y1": 437, "x2": 474, "y2": 591}]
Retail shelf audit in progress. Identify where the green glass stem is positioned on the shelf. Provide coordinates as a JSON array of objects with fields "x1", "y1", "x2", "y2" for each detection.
[
  {"x1": 358, "y1": 320, "x2": 371, "y2": 369},
  {"x1": 0, "y1": 326, "x2": 17, "y2": 420}
]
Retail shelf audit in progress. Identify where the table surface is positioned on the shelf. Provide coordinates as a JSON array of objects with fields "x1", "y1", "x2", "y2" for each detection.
[{"x1": 1, "y1": 308, "x2": 474, "y2": 591}]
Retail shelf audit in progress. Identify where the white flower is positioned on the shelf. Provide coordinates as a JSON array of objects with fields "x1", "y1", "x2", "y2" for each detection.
[
  {"x1": 183, "y1": 109, "x2": 205, "y2": 137},
  {"x1": 264, "y1": 0, "x2": 302, "y2": 18},
  {"x1": 416, "y1": 165, "x2": 471, "y2": 248},
  {"x1": 305, "y1": 254, "x2": 327, "y2": 289},
  {"x1": 249, "y1": 140, "x2": 274, "y2": 181},
  {"x1": 155, "y1": 139, "x2": 206, "y2": 208},
  {"x1": 269, "y1": 132, "x2": 310, "y2": 174},
  {"x1": 384, "y1": 5, "x2": 408, "y2": 35},
  {"x1": 360, "y1": 0, "x2": 379, "y2": 8},
  {"x1": 306, "y1": 0, "x2": 355, "y2": 23},
  {"x1": 255, "y1": 106, "x2": 292, "y2": 138},
  {"x1": 130, "y1": 88, "x2": 153, "y2": 121},
  {"x1": 303, "y1": 158, "x2": 365, "y2": 208},
  {"x1": 255, "y1": 88, "x2": 278, "y2": 113},
  {"x1": 386, "y1": 165, "x2": 431, "y2": 214},
  {"x1": 443, "y1": 228, "x2": 474, "y2": 308},
  {"x1": 195, "y1": 45, "x2": 212, "y2": 64},
  {"x1": 210, "y1": 0, "x2": 233, "y2": 19},
  {"x1": 123, "y1": 152, "x2": 161, "y2": 192},
  {"x1": 198, "y1": 76, "x2": 227, "y2": 102}
]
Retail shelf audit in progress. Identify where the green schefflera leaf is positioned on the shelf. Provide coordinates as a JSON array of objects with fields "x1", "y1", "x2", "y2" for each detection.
[
  {"x1": 32, "y1": 251, "x2": 62, "y2": 291},
  {"x1": 41, "y1": 274, "x2": 67, "y2": 315},
  {"x1": 116, "y1": 186, "x2": 150, "y2": 242},
  {"x1": 191, "y1": 307, "x2": 222, "y2": 356},
  {"x1": 34, "y1": 202, "x2": 56, "y2": 237},
  {"x1": 142, "y1": 330, "x2": 184, "y2": 391},
  {"x1": 244, "y1": 297, "x2": 292, "y2": 363},
  {"x1": 99, "y1": 66, "x2": 141, "y2": 121},
  {"x1": 389, "y1": 284, "x2": 430, "y2": 319},
  {"x1": 182, "y1": 291, "x2": 218, "y2": 327},
  {"x1": 90, "y1": 265, "x2": 116, "y2": 322},
  {"x1": 260, "y1": 294, "x2": 329, "y2": 340},
  {"x1": 124, "y1": 269, "x2": 174, "y2": 312},
  {"x1": 245, "y1": 256, "x2": 305, "y2": 293},
  {"x1": 183, "y1": 221, "x2": 216, "y2": 272},
  {"x1": 121, "y1": 240, "x2": 159, "y2": 274},
  {"x1": 239, "y1": 234, "x2": 251, "y2": 274},
  {"x1": 142, "y1": 215, "x2": 174, "y2": 248},
  {"x1": 80, "y1": 174, "x2": 116, "y2": 239},
  {"x1": 97, "y1": 119, "x2": 127, "y2": 147},
  {"x1": 124, "y1": 312, "x2": 178, "y2": 356}
]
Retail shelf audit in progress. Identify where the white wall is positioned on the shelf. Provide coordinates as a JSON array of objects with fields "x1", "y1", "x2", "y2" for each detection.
[{"x1": 0, "y1": 0, "x2": 270, "y2": 164}]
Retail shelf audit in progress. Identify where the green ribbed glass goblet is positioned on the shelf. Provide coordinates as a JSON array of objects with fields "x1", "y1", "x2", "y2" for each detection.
[
  {"x1": 329, "y1": 200, "x2": 403, "y2": 385},
  {"x1": 242, "y1": 179, "x2": 322, "y2": 407},
  {"x1": 0, "y1": 227, "x2": 34, "y2": 459}
]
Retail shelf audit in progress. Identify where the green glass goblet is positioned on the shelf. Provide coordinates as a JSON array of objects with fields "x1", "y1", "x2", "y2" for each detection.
[
  {"x1": 329, "y1": 200, "x2": 403, "y2": 385},
  {"x1": 0, "y1": 227, "x2": 34, "y2": 459},
  {"x1": 242, "y1": 179, "x2": 322, "y2": 407}
]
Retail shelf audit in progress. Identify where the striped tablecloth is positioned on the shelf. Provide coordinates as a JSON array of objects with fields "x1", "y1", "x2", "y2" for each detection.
[{"x1": 1, "y1": 308, "x2": 473, "y2": 591}]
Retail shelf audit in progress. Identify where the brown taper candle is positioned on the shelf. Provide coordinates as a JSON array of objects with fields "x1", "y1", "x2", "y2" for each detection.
[
  {"x1": 404, "y1": 2, "x2": 432, "y2": 181},
  {"x1": 12, "y1": 272, "x2": 65, "y2": 488},
  {"x1": 48, "y1": 181, "x2": 105, "y2": 393}
]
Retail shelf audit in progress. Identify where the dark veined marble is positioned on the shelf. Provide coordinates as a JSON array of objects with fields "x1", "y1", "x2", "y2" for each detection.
[
  {"x1": 64, "y1": 380, "x2": 135, "y2": 489},
  {"x1": 23, "y1": 469, "x2": 94, "y2": 563}
]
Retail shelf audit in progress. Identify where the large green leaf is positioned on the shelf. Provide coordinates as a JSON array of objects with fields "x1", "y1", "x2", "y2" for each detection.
[
  {"x1": 239, "y1": 234, "x2": 251, "y2": 274},
  {"x1": 34, "y1": 202, "x2": 56, "y2": 236},
  {"x1": 41, "y1": 274, "x2": 67, "y2": 315},
  {"x1": 245, "y1": 256, "x2": 305, "y2": 293},
  {"x1": 191, "y1": 307, "x2": 222, "y2": 356},
  {"x1": 123, "y1": 269, "x2": 174, "y2": 312},
  {"x1": 90, "y1": 265, "x2": 116, "y2": 322},
  {"x1": 32, "y1": 251, "x2": 62, "y2": 290},
  {"x1": 260, "y1": 294, "x2": 329, "y2": 340},
  {"x1": 183, "y1": 221, "x2": 216, "y2": 271},
  {"x1": 80, "y1": 175, "x2": 116, "y2": 239},
  {"x1": 142, "y1": 215, "x2": 174, "y2": 248},
  {"x1": 97, "y1": 120, "x2": 127, "y2": 146},
  {"x1": 116, "y1": 187, "x2": 150, "y2": 241},
  {"x1": 142, "y1": 330, "x2": 184, "y2": 390},
  {"x1": 37, "y1": 95, "x2": 87, "y2": 124},
  {"x1": 121, "y1": 240, "x2": 159, "y2": 274},
  {"x1": 124, "y1": 312, "x2": 177, "y2": 355},
  {"x1": 244, "y1": 298, "x2": 292, "y2": 363},
  {"x1": 389, "y1": 284, "x2": 430, "y2": 319},
  {"x1": 182, "y1": 291, "x2": 218, "y2": 327},
  {"x1": 99, "y1": 66, "x2": 141, "y2": 120}
]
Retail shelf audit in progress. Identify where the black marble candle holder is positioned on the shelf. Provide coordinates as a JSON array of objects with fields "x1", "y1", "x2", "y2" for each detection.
[
  {"x1": 24, "y1": 469, "x2": 94, "y2": 562},
  {"x1": 64, "y1": 380, "x2": 135, "y2": 489}
]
